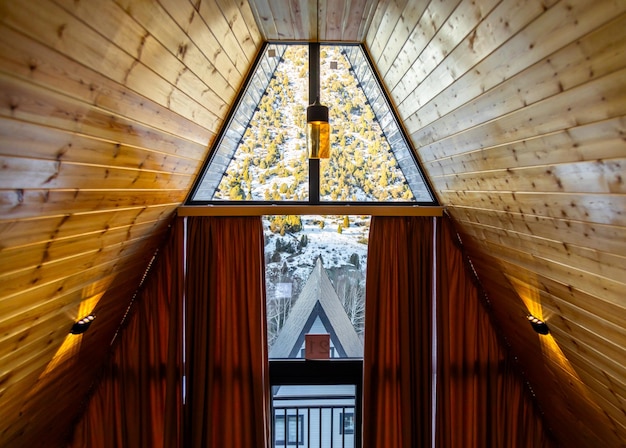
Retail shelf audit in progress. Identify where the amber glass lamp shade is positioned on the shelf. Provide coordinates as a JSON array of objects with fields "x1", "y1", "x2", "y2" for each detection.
[{"x1": 307, "y1": 99, "x2": 330, "y2": 159}]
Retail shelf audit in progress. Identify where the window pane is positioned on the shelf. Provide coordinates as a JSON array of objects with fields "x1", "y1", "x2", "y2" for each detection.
[
  {"x1": 319, "y1": 45, "x2": 419, "y2": 202},
  {"x1": 264, "y1": 215, "x2": 369, "y2": 359},
  {"x1": 189, "y1": 43, "x2": 437, "y2": 205},
  {"x1": 210, "y1": 45, "x2": 310, "y2": 201}
]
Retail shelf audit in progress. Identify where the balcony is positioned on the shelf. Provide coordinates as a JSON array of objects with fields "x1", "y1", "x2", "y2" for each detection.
[
  {"x1": 270, "y1": 360, "x2": 362, "y2": 448},
  {"x1": 273, "y1": 404, "x2": 356, "y2": 447}
]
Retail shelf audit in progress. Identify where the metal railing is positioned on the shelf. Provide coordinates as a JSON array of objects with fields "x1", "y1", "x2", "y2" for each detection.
[{"x1": 273, "y1": 405, "x2": 356, "y2": 448}]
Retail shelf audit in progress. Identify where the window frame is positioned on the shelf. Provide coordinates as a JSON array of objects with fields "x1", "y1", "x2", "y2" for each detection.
[
  {"x1": 274, "y1": 413, "x2": 305, "y2": 446},
  {"x1": 340, "y1": 411, "x2": 355, "y2": 435},
  {"x1": 184, "y1": 41, "x2": 439, "y2": 207}
]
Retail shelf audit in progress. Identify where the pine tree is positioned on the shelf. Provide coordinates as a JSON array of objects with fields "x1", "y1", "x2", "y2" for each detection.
[{"x1": 380, "y1": 170, "x2": 389, "y2": 187}]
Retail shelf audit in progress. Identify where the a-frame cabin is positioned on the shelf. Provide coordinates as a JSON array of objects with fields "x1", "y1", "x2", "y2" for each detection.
[{"x1": 0, "y1": 1, "x2": 625, "y2": 447}]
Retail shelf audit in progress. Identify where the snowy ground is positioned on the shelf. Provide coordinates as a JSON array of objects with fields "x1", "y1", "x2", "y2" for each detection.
[{"x1": 263, "y1": 215, "x2": 370, "y2": 299}]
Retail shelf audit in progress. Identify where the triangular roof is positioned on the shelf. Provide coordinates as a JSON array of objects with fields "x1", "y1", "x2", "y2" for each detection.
[
  {"x1": 269, "y1": 257, "x2": 363, "y2": 359},
  {"x1": 1, "y1": 1, "x2": 622, "y2": 446}
]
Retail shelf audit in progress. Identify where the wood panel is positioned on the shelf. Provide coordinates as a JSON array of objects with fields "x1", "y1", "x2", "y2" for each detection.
[
  {"x1": 451, "y1": 206, "x2": 626, "y2": 267},
  {"x1": 0, "y1": 204, "x2": 174, "y2": 249},
  {"x1": 249, "y1": 0, "x2": 377, "y2": 42},
  {"x1": 0, "y1": 121, "x2": 201, "y2": 176},
  {"x1": 415, "y1": 67, "x2": 626, "y2": 157},
  {"x1": 392, "y1": 0, "x2": 503, "y2": 107},
  {"x1": 409, "y1": 13, "x2": 626, "y2": 139},
  {"x1": 0, "y1": 155, "x2": 192, "y2": 190},
  {"x1": 366, "y1": 0, "x2": 409, "y2": 61},
  {"x1": 0, "y1": 0, "x2": 260, "y2": 445},
  {"x1": 481, "y1": 251, "x2": 626, "y2": 419},
  {"x1": 379, "y1": 0, "x2": 461, "y2": 91},
  {"x1": 457, "y1": 245, "x2": 626, "y2": 447},
  {"x1": 399, "y1": 0, "x2": 621, "y2": 129},
  {"x1": 1, "y1": 268, "x2": 155, "y2": 446},
  {"x1": 0, "y1": 189, "x2": 185, "y2": 220},
  {"x1": 0, "y1": 25, "x2": 214, "y2": 147},
  {"x1": 456, "y1": 219, "x2": 626, "y2": 287},
  {"x1": 424, "y1": 117, "x2": 626, "y2": 177},
  {"x1": 371, "y1": 0, "x2": 430, "y2": 80},
  {"x1": 434, "y1": 157, "x2": 626, "y2": 194},
  {"x1": 215, "y1": 0, "x2": 263, "y2": 52},
  {"x1": 248, "y1": 0, "x2": 279, "y2": 40},
  {"x1": 0, "y1": 221, "x2": 165, "y2": 291},
  {"x1": 0, "y1": 74, "x2": 207, "y2": 160},
  {"x1": 0, "y1": 0, "x2": 224, "y2": 132},
  {"x1": 0, "y1": 227, "x2": 167, "y2": 322},
  {"x1": 369, "y1": 0, "x2": 626, "y2": 445},
  {"x1": 442, "y1": 190, "x2": 626, "y2": 227}
]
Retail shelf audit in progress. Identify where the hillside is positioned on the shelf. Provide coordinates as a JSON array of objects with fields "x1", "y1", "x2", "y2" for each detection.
[
  {"x1": 214, "y1": 45, "x2": 413, "y2": 202},
  {"x1": 263, "y1": 214, "x2": 369, "y2": 349}
]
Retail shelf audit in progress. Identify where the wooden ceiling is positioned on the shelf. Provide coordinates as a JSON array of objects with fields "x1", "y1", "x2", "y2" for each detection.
[{"x1": 0, "y1": 0, "x2": 624, "y2": 446}]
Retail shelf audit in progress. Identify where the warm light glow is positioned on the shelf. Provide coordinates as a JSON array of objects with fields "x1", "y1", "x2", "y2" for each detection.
[
  {"x1": 506, "y1": 274, "x2": 594, "y2": 399},
  {"x1": 36, "y1": 292, "x2": 104, "y2": 379},
  {"x1": 537, "y1": 332, "x2": 600, "y2": 406},
  {"x1": 25, "y1": 292, "x2": 105, "y2": 402},
  {"x1": 514, "y1": 286, "x2": 544, "y2": 321},
  {"x1": 306, "y1": 98, "x2": 329, "y2": 159},
  {"x1": 307, "y1": 121, "x2": 330, "y2": 158}
]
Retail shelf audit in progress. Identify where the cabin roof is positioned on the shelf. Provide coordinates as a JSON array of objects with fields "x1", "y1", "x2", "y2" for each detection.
[{"x1": 269, "y1": 257, "x2": 363, "y2": 359}]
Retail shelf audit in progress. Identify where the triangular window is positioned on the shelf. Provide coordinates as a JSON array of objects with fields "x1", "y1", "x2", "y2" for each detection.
[{"x1": 186, "y1": 43, "x2": 436, "y2": 205}]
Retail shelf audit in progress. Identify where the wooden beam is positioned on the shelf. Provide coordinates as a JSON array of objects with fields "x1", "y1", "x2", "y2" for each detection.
[{"x1": 177, "y1": 204, "x2": 444, "y2": 216}]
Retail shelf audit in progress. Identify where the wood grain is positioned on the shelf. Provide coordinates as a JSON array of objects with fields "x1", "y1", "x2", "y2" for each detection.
[{"x1": 0, "y1": 0, "x2": 625, "y2": 446}]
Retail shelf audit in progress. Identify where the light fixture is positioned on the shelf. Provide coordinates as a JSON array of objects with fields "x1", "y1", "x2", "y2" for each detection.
[
  {"x1": 70, "y1": 313, "x2": 96, "y2": 335},
  {"x1": 307, "y1": 97, "x2": 329, "y2": 159},
  {"x1": 527, "y1": 314, "x2": 549, "y2": 335}
]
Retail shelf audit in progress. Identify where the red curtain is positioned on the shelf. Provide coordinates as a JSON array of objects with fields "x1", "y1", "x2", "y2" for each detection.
[
  {"x1": 436, "y1": 216, "x2": 554, "y2": 448},
  {"x1": 184, "y1": 216, "x2": 270, "y2": 448},
  {"x1": 69, "y1": 218, "x2": 184, "y2": 448},
  {"x1": 363, "y1": 216, "x2": 434, "y2": 448}
]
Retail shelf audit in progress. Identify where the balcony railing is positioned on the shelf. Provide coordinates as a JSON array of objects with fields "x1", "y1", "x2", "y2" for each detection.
[{"x1": 273, "y1": 405, "x2": 356, "y2": 448}]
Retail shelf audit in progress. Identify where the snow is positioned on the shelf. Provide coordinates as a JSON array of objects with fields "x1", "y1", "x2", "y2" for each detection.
[{"x1": 263, "y1": 215, "x2": 369, "y2": 300}]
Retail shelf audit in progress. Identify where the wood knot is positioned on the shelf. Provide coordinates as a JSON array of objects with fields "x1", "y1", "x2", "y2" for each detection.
[{"x1": 57, "y1": 24, "x2": 67, "y2": 39}]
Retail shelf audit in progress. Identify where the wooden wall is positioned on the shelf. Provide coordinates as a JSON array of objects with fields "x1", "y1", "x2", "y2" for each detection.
[
  {"x1": 363, "y1": 0, "x2": 626, "y2": 446},
  {"x1": 0, "y1": 0, "x2": 261, "y2": 446},
  {"x1": 0, "y1": 0, "x2": 625, "y2": 446},
  {"x1": 248, "y1": 0, "x2": 378, "y2": 42}
]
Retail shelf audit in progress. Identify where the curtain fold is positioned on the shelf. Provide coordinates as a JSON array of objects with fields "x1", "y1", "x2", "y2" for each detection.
[
  {"x1": 69, "y1": 218, "x2": 185, "y2": 448},
  {"x1": 184, "y1": 216, "x2": 270, "y2": 448},
  {"x1": 363, "y1": 216, "x2": 434, "y2": 448},
  {"x1": 436, "y1": 215, "x2": 554, "y2": 448}
]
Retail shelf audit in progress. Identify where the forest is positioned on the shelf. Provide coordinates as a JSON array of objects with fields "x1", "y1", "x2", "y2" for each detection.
[{"x1": 214, "y1": 45, "x2": 414, "y2": 203}]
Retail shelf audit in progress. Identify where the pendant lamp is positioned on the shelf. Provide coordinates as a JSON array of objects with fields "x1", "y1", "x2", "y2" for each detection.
[{"x1": 307, "y1": 97, "x2": 329, "y2": 159}]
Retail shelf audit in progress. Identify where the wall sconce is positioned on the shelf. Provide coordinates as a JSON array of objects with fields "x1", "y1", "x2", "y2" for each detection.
[
  {"x1": 527, "y1": 315, "x2": 549, "y2": 335},
  {"x1": 307, "y1": 97, "x2": 329, "y2": 159},
  {"x1": 70, "y1": 313, "x2": 96, "y2": 335}
]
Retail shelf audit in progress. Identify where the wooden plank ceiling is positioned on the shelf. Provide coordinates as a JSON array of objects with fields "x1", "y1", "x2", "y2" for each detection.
[{"x1": 0, "y1": 0, "x2": 624, "y2": 446}]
